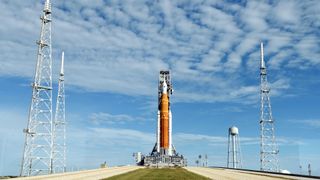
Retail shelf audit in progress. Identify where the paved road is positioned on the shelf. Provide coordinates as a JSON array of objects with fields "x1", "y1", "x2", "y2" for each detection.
[
  {"x1": 15, "y1": 166, "x2": 142, "y2": 180},
  {"x1": 185, "y1": 167, "x2": 318, "y2": 180}
]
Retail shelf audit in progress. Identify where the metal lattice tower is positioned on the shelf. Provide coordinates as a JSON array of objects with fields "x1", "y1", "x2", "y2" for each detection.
[
  {"x1": 227, "y1": 126, "x2": 242, "y2": 169},
  {"x1": 53, "y1": 52, "x2": 66, "y2": 173},
  {"x1": 259, "y1": 42, "x2": 279, "y2": 172},
  {"x1": 21, "y1": 0, "x2": 53, "y2": 176}
]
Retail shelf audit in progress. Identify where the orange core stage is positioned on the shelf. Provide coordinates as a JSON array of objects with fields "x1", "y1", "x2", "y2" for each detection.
[{"x1": 160, "y1": 93, "x2": 169, "y2": 149}]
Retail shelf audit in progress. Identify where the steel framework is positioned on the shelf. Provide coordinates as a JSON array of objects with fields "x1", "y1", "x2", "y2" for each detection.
[
  {"x1": 21, "y1": 0, "x2": 53, "y2": 176},
  {"x1": 259, "y1": 42, "x2": 279, "y2": 172},
  {"x1": 53, "y1": 52, "x2": 66, "y2": 173}
]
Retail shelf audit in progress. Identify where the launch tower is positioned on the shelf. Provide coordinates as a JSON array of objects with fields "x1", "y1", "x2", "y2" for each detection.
[
  {"x1": 143, "y1": 70, "x2": 186, "y2": 167},
  {"x1": 21, "y1": 0, "x2": 53, "y2": 176},
  {"x1": 259, "y1": 42, "x2": 279, "y2": 172}
]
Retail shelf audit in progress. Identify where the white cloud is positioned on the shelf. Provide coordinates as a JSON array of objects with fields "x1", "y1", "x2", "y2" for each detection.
[
  {"x1": 289, "y1": 119, "x2": 320, "y2": 128},
  {"x1": 295, "y1": 35, "x2": 320, "y2": 65},
  {"x1": 0, "y1": 0, "x2": 319, "y2": 104},
  {"x1": 89, "y1": 112, "x2": 149, "y2": 125},
  {"x1": 273, "y1": 1, "x2": 300, "y2": 24},
  {"x1": 240, "y1": 1, "x2": 270, "y2": 32},
  {"x1": 197, "y1": 50, "x2": 224, "y2": 72},
  {"x1": 160, "y1": 0, "x2": 173, "y2": 26},
  {"x1": 269, "y1": 78, "x2": 291, "y2": 96},
  {"x1": 0, "y1": 109, "x2": 29, "y2": 175},
  {"x1": 88, "y1": 127, "x2": 155, "y2": 145},
  {"x1": 174, "y1": 132, "x2": 259, "y2": 146}
]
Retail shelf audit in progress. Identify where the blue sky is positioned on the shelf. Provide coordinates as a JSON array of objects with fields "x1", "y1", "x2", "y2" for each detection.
[{"x1": 1, "y1": 0, "x2": 320, "y2": 176}]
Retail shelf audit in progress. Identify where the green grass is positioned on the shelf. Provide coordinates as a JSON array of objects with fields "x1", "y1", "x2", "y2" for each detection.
[{"x1": 104, "y1": 168, "x2": 210, "y2": 180}]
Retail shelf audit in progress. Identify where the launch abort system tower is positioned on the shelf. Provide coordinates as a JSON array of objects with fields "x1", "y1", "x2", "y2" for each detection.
[{"x1": 143, "y1": 70, "x2": 186, "y2": 167}]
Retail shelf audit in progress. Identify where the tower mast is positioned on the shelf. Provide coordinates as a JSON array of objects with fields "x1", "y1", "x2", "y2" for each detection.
[
  {"x1": 21, "y1": 0, "x2": 53, "y2": 176},
  {"x1": 53, "y1": 52, "x2": 66, "y2": 173},
  {"x1": 259, "y1": 42, "x2": 279, "y2": 172}
]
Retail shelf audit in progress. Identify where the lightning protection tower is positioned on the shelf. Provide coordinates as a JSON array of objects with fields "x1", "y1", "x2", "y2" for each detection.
[
  {"x1": 227, "y1": 126, "x2": 242, "y2": 169},
  {"x1": 259, "y1": 42, "x2": 279, "y2": 172},
  {"x1": 21, "y1": 0, "x2": 53, "y2": 176},
  {"x1": 53, "y1": 52, "x2": 66, "y2": 173}
]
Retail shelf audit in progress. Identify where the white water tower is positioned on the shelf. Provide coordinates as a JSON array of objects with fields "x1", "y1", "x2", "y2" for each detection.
[{"x1": 227, "y1": 126, "x2": 242, "y2": 169}]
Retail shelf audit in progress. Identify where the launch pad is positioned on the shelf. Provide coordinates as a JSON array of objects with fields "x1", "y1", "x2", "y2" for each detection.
[
  {"x1": 143, "y1": 145, "x2": 186, "y2": 167},
  {"x1": 142, "y1": 70, "x2": 186, "y2": 167}
]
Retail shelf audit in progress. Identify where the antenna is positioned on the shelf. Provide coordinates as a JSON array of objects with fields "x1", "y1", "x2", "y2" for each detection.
[
  {"x1": 60, "y1": 51, "x2": 64, "y2": 76},
  {"x1": 44, "y1": 0, "x2": 51, "y2": 14},
  {"x1": 260, "y1": 42, "x2": 266, "y2": 69}
]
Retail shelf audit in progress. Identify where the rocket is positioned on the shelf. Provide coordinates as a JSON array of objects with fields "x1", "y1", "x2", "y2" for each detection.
[
  {"x1": 157, "y1": 74, "x2": 172, "y2": 156},
  {"x1": 145, "y1": 71, "x2": 186, "y2": 166},
  {"x1": 160, "y1": 80, "x2": 169, "y2": 149}
]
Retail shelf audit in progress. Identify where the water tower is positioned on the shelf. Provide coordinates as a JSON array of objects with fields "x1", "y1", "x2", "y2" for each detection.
[{"x1": 227, "y1": 126, "x2": 242, "y2": 169}]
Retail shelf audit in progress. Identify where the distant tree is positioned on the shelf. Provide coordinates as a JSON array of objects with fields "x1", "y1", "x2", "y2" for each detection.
[
  {"x1": 308, "y1": 164, "x2": 311, "y2": 176},
  {"x1": 205, "y1": 154, "x2": 208, "y2": 167},
  {"x1": 195, "y1": 160, "x2": 199, "y2": 167}
]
